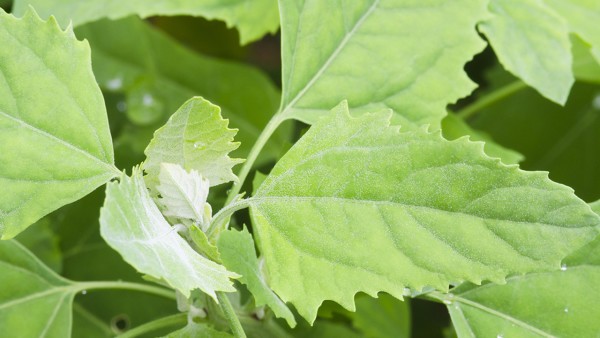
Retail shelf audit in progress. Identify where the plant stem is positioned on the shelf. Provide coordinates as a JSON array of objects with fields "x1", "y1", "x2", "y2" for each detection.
[
  {"x1": 76, "y1": 281, "x2": 176, "y2": 300},
  {"x1": 206, "y1": 198, "x2": 252, "y2": 239},
  {"x1": 456, "y1": 80, "x2": 528, "y2": 120},
  {"x1": 217, "y1": 291, "x2": 247, "y2": 338},
  {"x1": 116, "y1": 313, "x2": 187, "y2": 338},
  {"x1": 226, "y1": 113, "x2": 287, "y2": 205}
]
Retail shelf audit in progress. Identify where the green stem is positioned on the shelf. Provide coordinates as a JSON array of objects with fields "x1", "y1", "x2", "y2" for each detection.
[
  {"x1": 456, "y1": 80, "x2": 528, "y2": 120},
  {"x1": 217, "y1": 291, "x2": 247, "y2": 338},
  {"x1": 206, "y1": 198, "x2": 252, "y2": 239},
  {"x1": 76, "y1": 281, "x2": 176, "y2": 300},
  {"x1": 226, "y1": 113, "x2": 287, "y2": 205},
  {"x1": 116, "y1": 313, "x2": 187, "y2": 338}
]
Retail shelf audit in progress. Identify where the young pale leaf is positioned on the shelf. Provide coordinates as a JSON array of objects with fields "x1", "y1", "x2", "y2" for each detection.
[
  {"x1": 445, "y1": 222, "x2": 600, "y2": 338},
  {"x1": 479, "y1": 0, "x2": 573, "y2": 104},
  {"x1": 218, "y1": 228, "x2": 297, "y2": 327},
  {"x1": 156, "y1": 163, "x2": 210, "y2": 226},
  {"x1": 144, "y1": 97, "x2": 244, "y2": 190},
  {"x1": 12, "y1": 0, "x2": 278, "y2": 44},
  {"x1": 544, "y1": 0, "x2": 600, "y2": 63},
  {"x1": 249, "y1": 101, "x2": 600, "y2": 322},
  {"x1": 278, "y1": 0, "x2": 487, "y2": 129},
  {"x1": 0, "y1": 9, "x2": 118, "y2": 239},
  {"x1": 99, "y1": 169, "x2": 238, "y2": 300},
  {"x1": 76, "y1": 17, "x2": 286, "y2": 165},
  {"x1": 0, "y1": 240, "x2": 75, "y2": 336},
  {"x1": 442, "y1": 114, "x2": 524, "y2": 165}
]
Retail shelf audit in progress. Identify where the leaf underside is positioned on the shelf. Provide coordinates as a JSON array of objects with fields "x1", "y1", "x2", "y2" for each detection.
[
  {"x1": 278, "y1": 0, "x2": 487, "y2": 129},
  {"x1": 0, "y1": 9, "x2": 116, "y2": 239},
  {"x1": 13, "y1": 0, "x2": 279, "y2": 44},
  {"x1": 99, "y1": 169, "x2": 237, "y2": 300},
  {"x1": 250, "y1": 102, "x2": 599, "y2": 322}
]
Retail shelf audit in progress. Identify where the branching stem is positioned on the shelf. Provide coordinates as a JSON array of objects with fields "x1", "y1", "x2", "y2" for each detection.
[
  {"x1": 115, "y1": 313, "x2": 187, "y2": 338},
  {"x1": 456, "y1": 80, "x2": 528, "y2": 120},
  {"x1": 217, "y1": 291, "x2": 247, "y2": 338}
]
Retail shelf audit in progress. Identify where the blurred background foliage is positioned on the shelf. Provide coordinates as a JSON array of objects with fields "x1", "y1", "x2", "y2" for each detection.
[{"x1": 3, "y1": 0, "x2": 600, "y2": 336}]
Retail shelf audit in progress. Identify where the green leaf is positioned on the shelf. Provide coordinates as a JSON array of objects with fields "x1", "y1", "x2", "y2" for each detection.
[
  {"x1": 590, "y1": 200, "x2": 600, "y2": 215},
  {"x1": 144, "y1": 97, "x2": 244, "y2": 189},
  {"x1": 572, "y1": 35, "x2": 600, "y2": 84},
  {"x1": 190, "y1": 225, "x2": 221, "y2": 262},
  {"x1": 156, "y1": 163, "x2": 211, "y2": 227},
  {"x1": 442, "y1": 114, "x2": 524, "y2": 165},
  {"x1": 544, "y1": 0, "x2": 600, "y2": 63},
  {"x1": 278, "y1": 0, "x2": 487, "y2": 129},
  {"x1": 165, "y1": 322, "x2": 233, "y2": 338},
  {"x1": 75, "y1": 17, "x2": 286, "y2": 165},
  {"x1": 249, "y1": 101, "x2": 599, "y2": 322},
  {"x1": 99, "y1": 169, "x2": 238, "y2": 300},
  {"x1": 444, "y1": 232, "x2": 600, "y2": 338},
  {"x1": 15, "y1": 218, "x2": 62, "y2": 273},
  {"x1": 218, "y1": 227, "x2": 296, "y2": 327},
  {"x1": 479, "y1": 0, "x2": 573, "y2": 104},
  {"x1": 0, "y1": 9, "x2": 118, "y2": 239},
  {"x1": 0, "y1": 240, "x2": 75, "y2": 336},
  {"x1": 13, "y1": 0, "x2": 279, "y2": 44}
]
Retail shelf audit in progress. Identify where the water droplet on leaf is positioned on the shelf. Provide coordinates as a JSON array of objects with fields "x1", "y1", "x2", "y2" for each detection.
[{"x1": 193, "y1": 142, "x2": 206, "y2": 149}]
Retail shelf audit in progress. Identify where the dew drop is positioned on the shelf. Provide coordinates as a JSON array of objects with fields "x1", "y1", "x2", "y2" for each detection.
[
  {"x1": 593, "y1": 94, "x2": 600, "y2": 110},
  {"x1": 106, "y1": 77, "x2": 123, "y2": 90},
  {"x1": 81, "y1": 290, "x2": 87, "y2": 295},
  {"x1": 564, "y1": 307, "x2": 569, "y2": 313},
  {"x1": 442, "y1": 300, "x2": 452, "y2": 305},
  {"x1": 561, "y1": 263, "x2": 568, "y2": 271},
  {"x1": 193, "y1": 142, "x2": 205, "y2": 149},
  {"x1": 142, "y1": 93, "x2": 154, "y2": 106}
]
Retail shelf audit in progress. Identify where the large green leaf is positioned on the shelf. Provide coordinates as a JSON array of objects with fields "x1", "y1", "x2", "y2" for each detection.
[
  {"x1": 165, "y1": 322, "x2": 233, "y2": 338},
  {"x1": 144, "y1": 97, "x2": 243, "y2": 189},
  {"x1": 0, "y1": 240, "x2": 75, "y2": 336},
  {"x1": 249, "y1": 102, "x2": 599, "y2": 322},
  {"x1": 444, "y1": 204, "x2": 600, "y2": 338},
  {"x1": 544, "y1": 0, "x2": 600, "y2": 63},
  {"x1": 13, "y1": 0, "x2": 279, "y2": 44},
  {"x1": 278, "y1": 0, "x2": 487, "y2": 129},
  {"x1": 218, "y1": 227, "x2": 296, "y2": 327},
  {"x1": 0, "y1": 9, "x2": 118, "y2": 239},
  {"x1": 75, "y1": 17, "x2": 285, "y2": 164},
  {"x1": 479, "y1": 0, "x2": 573, "y2": 104},
  {"x1": 99, "y1": 169, "x2": 238, "y2": 300}
]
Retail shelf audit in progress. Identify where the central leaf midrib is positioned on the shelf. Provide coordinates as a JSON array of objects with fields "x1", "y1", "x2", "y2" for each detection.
[{"x1": 250, "y1": 195, "x2": 581, "y2": 229}]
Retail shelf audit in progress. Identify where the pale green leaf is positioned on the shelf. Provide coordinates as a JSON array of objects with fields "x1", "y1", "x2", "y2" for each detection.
[
  {"x1": 13, "y1": 0, "x2": 279, "y2": 44},
  {"x1": 99, "y1": 169, "x2": 238, "y2": 300},
  {"x1": 0, "y1": 9, "x2": 118, "y2": 239},
  {"x1": 0, "y1": 240, "x2": 75, "y2": 336},
  {"x1": 572, "y1": 35, "x2": 600, "y2": 83},
  {"x1": 278, "y1": 0, "x2": 487, "y2": 129},
  {"x1": 544, "y1": 0, "x2": 600, "y2": 63},
  {"x1": 442, "y1": 114, "x2": 524, "y2": 165},
  {"x1": 75, "y1": 17, "x2": 286, "y2": 165},
  {"x1": 165, "y1": 322, "x2": 232, "y2": 338},
  {"x1": 144, "y1": 97, "x2": 244, "y2": 189},
  {"x1": 480, "y1": 0, "x2": 573, "y2": 104},
  {"x1": 218, "y1": 227, "x2": 296, "y2": 327},
  {"x1": 249, "y1": 101, "x2": 600, "y2": 322},
  {"x1": 189, "y1": 225, "x2": 221, "y2": 262},
  {"x1": 156, "y1": 163, "x2": 210, "y2": 226},
  {"x1": 590, "y1": 200, "x2": 600, "y2": 215},
  {"x1": 445, "y1": 232, "x2": 600, "y2": 338}
]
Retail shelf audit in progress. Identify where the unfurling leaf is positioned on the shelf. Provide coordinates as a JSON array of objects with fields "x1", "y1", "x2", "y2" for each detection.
[
  {"x1": 249, "y1": 101, "x2": 599, "y2": 321},
  {"x1": 99, "y1": 169, "x2": 238, "y2": 300},
  {"x1": 157, "y1": 163, "x2": 211, "y2": 229},
  {"x1": 144, "y1": 97, "x2": 243, "y2": 190}
]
